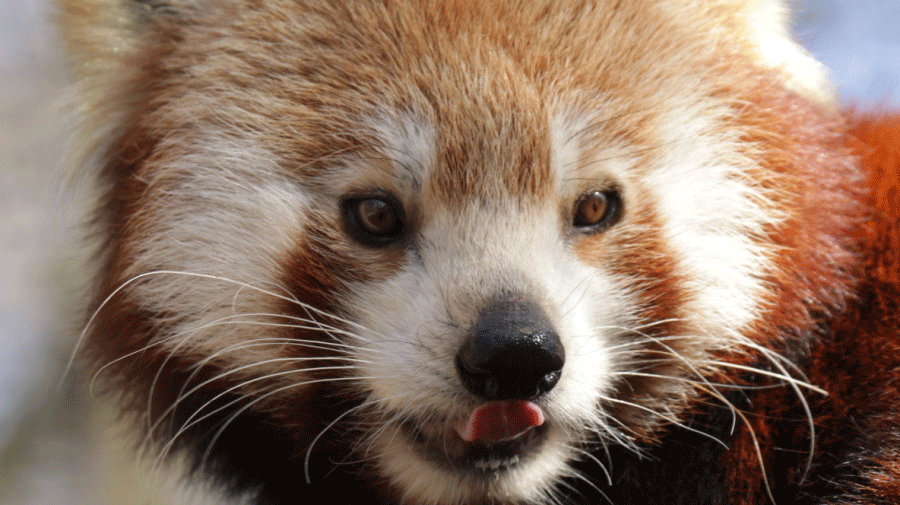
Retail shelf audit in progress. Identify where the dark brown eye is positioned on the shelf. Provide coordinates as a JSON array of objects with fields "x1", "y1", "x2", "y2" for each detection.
[
  {"x1": 357, "y1": 198, "x2": 398, "y2": 234},
  {"x1": 573, "y1": 190, "x2": 621, "y2": 230},
  {"x1": 344, "y1": 196, "x2": 405, "y2": 246}
]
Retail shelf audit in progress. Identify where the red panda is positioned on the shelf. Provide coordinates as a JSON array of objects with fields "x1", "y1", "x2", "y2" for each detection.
[{"x1": 59, "y1": 0, "x2": 900, "y2": 504}]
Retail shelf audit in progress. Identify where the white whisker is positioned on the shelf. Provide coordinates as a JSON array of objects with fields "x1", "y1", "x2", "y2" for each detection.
[{"x1": 153, "y1": 367, "x2": 360, "y2": 475}]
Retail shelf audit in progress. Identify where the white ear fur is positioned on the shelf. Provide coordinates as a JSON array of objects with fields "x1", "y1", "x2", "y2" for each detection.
[{"x1": 741, "y1": 0, "x2": 835, "y2": 106}]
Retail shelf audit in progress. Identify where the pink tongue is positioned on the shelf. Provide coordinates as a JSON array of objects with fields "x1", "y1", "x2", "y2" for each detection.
[{"x1": 456, "y1": 400, "x2": 545, "y2": 443}]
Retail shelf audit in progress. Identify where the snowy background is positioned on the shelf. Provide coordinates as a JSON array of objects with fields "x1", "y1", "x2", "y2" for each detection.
[{"x1": 0, "y1": 0, "x2": 898, "y2": 503}]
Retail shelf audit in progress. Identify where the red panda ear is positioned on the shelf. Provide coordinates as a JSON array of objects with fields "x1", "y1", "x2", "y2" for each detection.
[
  {"x1": 735, "y1": 0, "x2": 835, "y2": 106},
  {"x1": 678, "y1": 0, "x2": 834, "y2": 107},
  {"x1": 59, "y1": 0, "x2": 185, "y2": 73},
  {"x1": 58, "y1": 0, "x2": 186, "y2": 184}
]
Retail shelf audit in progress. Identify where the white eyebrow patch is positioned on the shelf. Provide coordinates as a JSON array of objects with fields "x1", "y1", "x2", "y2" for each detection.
[
  {"x1": 366, "y1": 111, "x2": 436, "y2": 191},
  {"x1": 549, "y1": 108, "x2": 652, "y2": 216},
  {"x1": 550, "y1": 111, "x2": 584, "y2": 182},
  {"x1": 549, "y1": 110, "x2": 629, "y2": 192}
]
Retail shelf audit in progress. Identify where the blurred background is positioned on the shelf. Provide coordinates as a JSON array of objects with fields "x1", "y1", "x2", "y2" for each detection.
[{"x1": 1, "y1": 0, "x2": 898, "y2": 503}]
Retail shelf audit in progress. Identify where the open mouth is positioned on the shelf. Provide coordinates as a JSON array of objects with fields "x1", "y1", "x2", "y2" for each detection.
[{"x1": 402, "y1": 400, "x2": 549, "y2": 472}]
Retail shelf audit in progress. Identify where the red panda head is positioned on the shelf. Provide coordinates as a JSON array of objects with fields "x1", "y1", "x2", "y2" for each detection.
[{"x1": 64, "y1": 0, "x2": 865, "y2": 503}]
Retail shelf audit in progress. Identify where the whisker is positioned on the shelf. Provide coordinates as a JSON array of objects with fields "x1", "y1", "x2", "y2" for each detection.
[
  {"x1": 599, "y1": 393, "x2": 730, "y2": 451},
  {"x1": 148, "y1": 314, "x2": 378, "y2": 444},
  {"x1": 723, "y1": 338, "x2": 821, "y2": 486},
  {"x1": 605, "y1": 322, "x2": 821, "y2": 499},
  {"x1": 140, "y1": 311, "x2": 366, "y2": 442},
  {"x1": 63, "y1": 270, "x2": 176, "y2": 389},
  {"x1": 700, "y1": 360, "x2": 826, "y2": 396},
  {"x1": 90, "y1": 314, "x2": 362, "y2": 394},
  {"x1": 317, "y1": 394, "x2": 414, "y2": 478},
  {"x1": 613, "y1": 370, "x2": 782, "y2": 390},
  {"x1": 148, "y1": 354, "x2": 371, "y2": 454},
  {"x1": 153, "y1": 367, "x2": 360, "y2": 474},
  {"x1": 68, "y1": 270, "x2": 376, "y2": 381},
  {"x1": 557, "y1": 457, "x2": 614, "y2": 505},
  {"x1": 694, "y1": 383, "x2": 778, "y2": 505},
  {"x1": 567, "y1": 444, "x2": 613, "y2": 487}
]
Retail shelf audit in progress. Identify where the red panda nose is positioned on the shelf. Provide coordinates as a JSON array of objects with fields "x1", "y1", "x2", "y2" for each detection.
[{"x1": 455, "y1": 297, "x2": 565, "y2": 401}]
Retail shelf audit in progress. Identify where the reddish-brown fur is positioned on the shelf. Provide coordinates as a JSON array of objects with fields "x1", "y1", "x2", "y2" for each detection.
[{"x1": 722, "y1": 114, "x2": 900, "y2": 505}]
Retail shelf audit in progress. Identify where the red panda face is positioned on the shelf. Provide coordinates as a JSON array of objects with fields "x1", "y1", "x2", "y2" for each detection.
[
  {"x1": 66, "y1": 1, "x2": 866, "y2": 504},
  {"x1": 282, "y1": 97, "x2": 776, "y2": 501}
]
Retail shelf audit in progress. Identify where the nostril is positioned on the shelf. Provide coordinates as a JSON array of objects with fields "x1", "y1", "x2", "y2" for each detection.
[
  {"x1": 539, "y1": 369, "x2": 562, "y2": 393},
  {"x1": 456, "y1": 298, "x2": 565, "y2": 401}
]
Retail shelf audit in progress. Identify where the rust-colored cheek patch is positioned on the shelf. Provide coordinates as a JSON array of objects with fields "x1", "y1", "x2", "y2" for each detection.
[
  {"x1": 276, "y1": 211, "x2": 408, "y2": 362},
  {"x1": 573, "y1": 197, "x2": 687, "y2": 334},
  {"x1": 573, "y1": 201, "x2": 694, "y2": 434}
]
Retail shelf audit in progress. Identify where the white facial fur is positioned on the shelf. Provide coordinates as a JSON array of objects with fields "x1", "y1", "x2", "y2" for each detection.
[
  {"x1": 644, "y1": 100, "x2": 775, "y2": 338},
  {"x1": 117, "y1": 131, "x2": 313, "y2": 375}
]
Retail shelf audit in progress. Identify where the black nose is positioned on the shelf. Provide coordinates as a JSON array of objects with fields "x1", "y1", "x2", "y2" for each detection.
[{"x1": 455, "y1": 296, "x2": 565, "y2": 401}]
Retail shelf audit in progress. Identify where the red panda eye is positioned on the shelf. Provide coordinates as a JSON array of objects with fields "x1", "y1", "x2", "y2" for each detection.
[
  {"x1": 358, "y1": 199, "x2": 398, "y2": 234},
  {"x1": 573, "y1": 190, "x2": 621, "y2": 230},
  {"x1": 345, "y1": 196, "x2": 405, "y2": 246}
]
